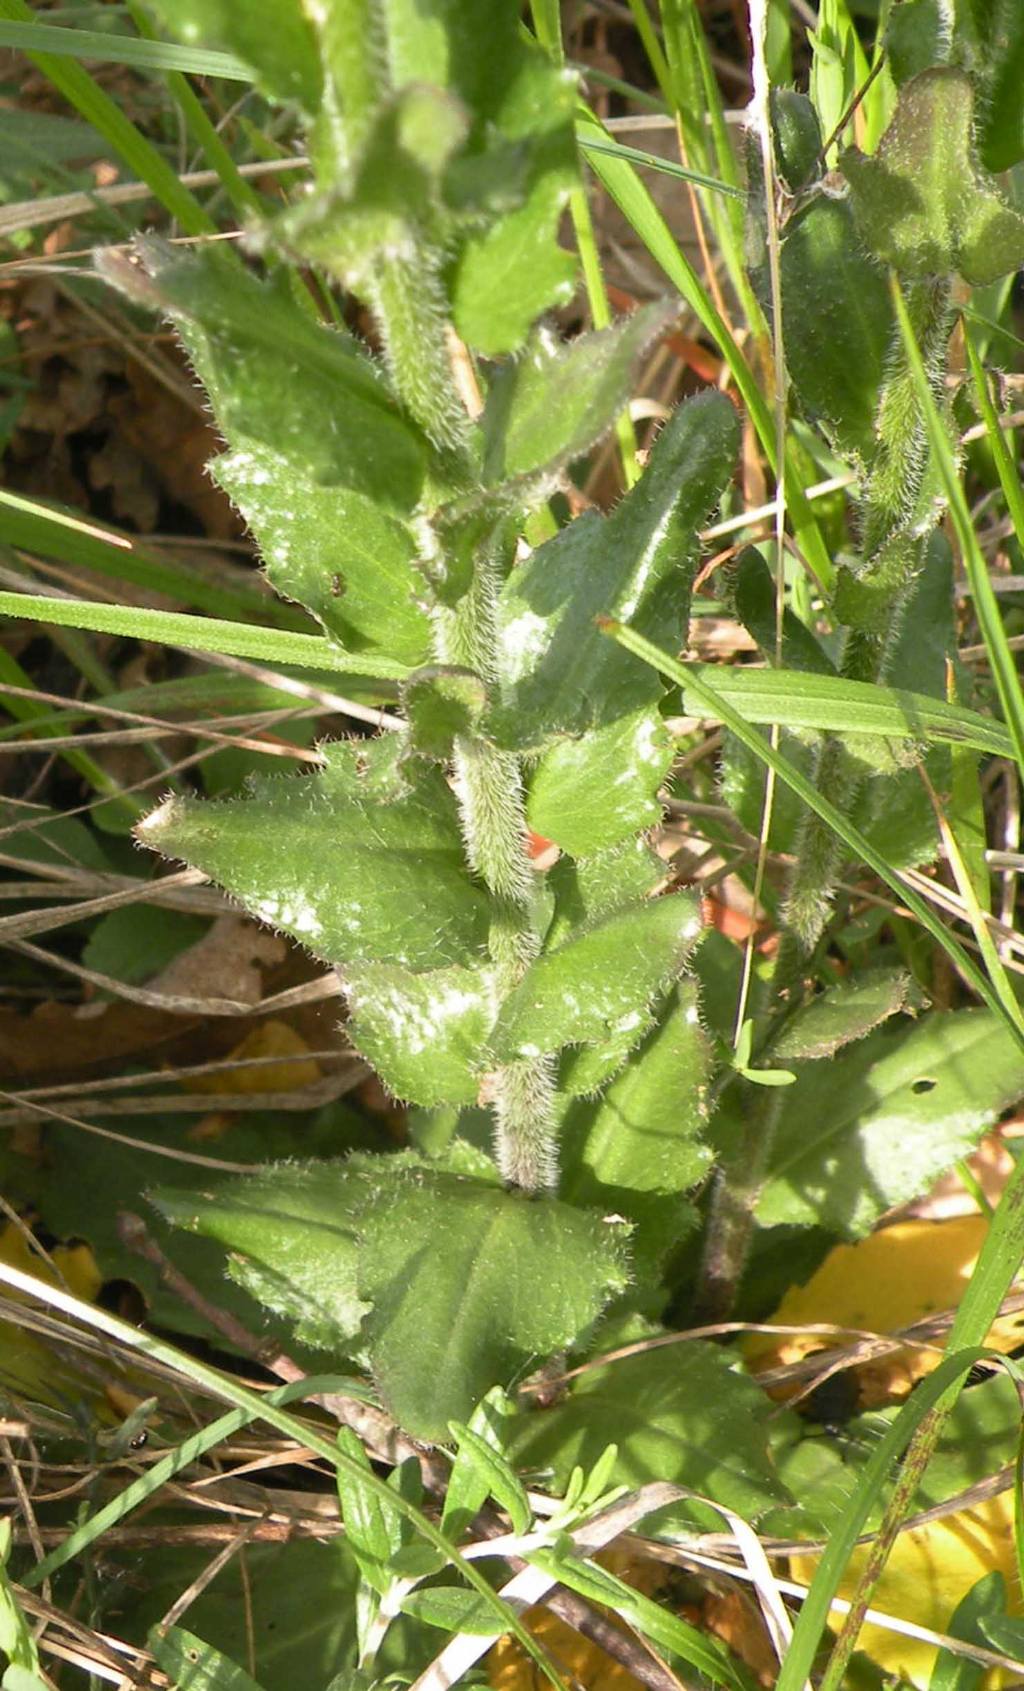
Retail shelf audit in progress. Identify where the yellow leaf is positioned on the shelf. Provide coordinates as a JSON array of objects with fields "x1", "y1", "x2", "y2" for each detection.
[
  {"x1": 751, "y1": 1216, "x2": 1024, "y2": 1404},
  {"x1": 791, "y1": 1493, "x2": 1019, "y2": 1690}
]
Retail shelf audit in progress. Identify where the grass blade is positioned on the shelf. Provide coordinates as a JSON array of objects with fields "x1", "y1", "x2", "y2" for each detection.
[
  {"x1": 0, "y1": 0, "x2": 213, "y2": 234},
  {"x1": 0, "y1": 592, "x2": 411, "y2": 679},
  {"x1": 577, "y1": 109, "x2": 834, "y2": 591},
  {"x1": 0, "y1": 489, "x2": 296, "y2": 624},
  {"x1": 0, "y1": 1260, "x2": 565, "y2": 1691},
  {"x1": 0, "y1": 18, "x2": 249, "y2": 78},
  {"x1": 575, "y1": 130, "x2": 744, "y2": 199},
  {"x1": 680, "y1": 662, "x2": 1015, "y2": 759},
  {"x1": 602, "y1": 618, "x2": 1024, "y2": 1047},
  {"x1": 893, "y1": 283, "x2": 1024, "y2": 775}
]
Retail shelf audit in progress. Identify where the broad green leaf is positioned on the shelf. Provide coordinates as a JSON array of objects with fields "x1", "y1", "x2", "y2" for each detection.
[
  {"x1": 150, "y1": 1160, "x2": 377, "y2": 1349},
  {"x1": 840, "y1": 68, "x2": 1024, "y2": 285},
  {"x1": 493, "y1": 891, "x2": 704, "y2": 1063},
  {"x1": 886, "y1": 0, "x2": 949, "y2": 87},
  {"x1": 732, "y1": 549, "x2": 837, "y2": 676},
  {"x1": 544, "y1": 837, "x2": 666, "y2": 950},
  {"x1": 398, "y1": 1587, "x2": 504, "y2": 1635},
  {"x1": 282, "y1": 0, "x2": 578, "y2": 356},
  {"x1": 779, "y1": 195, "x2": 893, "y2": 458},
  {"x1": 142, "y1": 0, "x2": 320, "y2": 111},
  {"x1": 482, "y1": 303, "x2": 673, "y2": 484},
  {"x1": 138, "y1": 737, "x2": 490, "y2": 972},
  {"x1": 929, "y1": 1574, "x2": 1008, "y2": 1691},
  {"x1": 149, "y1": 1625, "x2": 267, "y2": 1691},
  {"x1": 772, "y1": 969, "x2": 917, "y2": 1061},
  {"x1": 510, "y1": 1325, "x2": 790, "y2": 1527},
  {"x1": 441, "y1": 10, "x2": 579, "y2": 353},
  {"x1": 771, "y1": 89, "x2": 824, "y2": 192},
  {"x1": 129, "y1": 1541, "x2": 361, "y2": 1691},
  {"x1": 343, "y1": 961, "x2": 493, "y2": 1105},
  {"x1": 758, "y1": 1010, "x2": 1024, "y2": 1235},
  {"x1": 526, "y1": 707, "x2": 673, "y2": 854},
  {"x1": 957, "y1": 0, "x2": 1024, "y2": 171},
  {"x1": 214, "y1": 450, "x2": 431, "y2": 667},
  {"x1": 100, "y1": 241, "x2": 426, "y2": 512},
  {"x1": 676, "y1": 662, "x2": 1012, "y2": 760},
  {"x1": 357, "y1": 1172, "x2": 631, "y2": 1439},
  {"x1": 560, "y1": 983, "x2": 712, "y2": 1270},
  {"x1": 495, "y1": 391, "x2": 739, "y2": 749},
  {"x1": 335, "y1": 1426, "x2": 403, "y2": 1595}
]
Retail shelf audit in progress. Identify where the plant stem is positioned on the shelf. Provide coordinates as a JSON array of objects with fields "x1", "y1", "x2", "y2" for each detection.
[
  {"x1": 432, "y1": 566, "x2": 558, "y2": 1192},
  {"x1": 314, "y1": 0, "x2": 555, "y2": 1190}
]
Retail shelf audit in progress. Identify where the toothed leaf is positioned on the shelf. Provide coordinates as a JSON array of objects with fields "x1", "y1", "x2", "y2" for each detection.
[
  {"x1": 494, "y1": 392, "x2": 739, "y2": 750},
  {"x1": 138, "y1": 738, "x2": 489, "y2": 972}
]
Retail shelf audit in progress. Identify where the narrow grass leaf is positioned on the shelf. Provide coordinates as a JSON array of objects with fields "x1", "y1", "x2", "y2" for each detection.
[
  {"x1": 0, "y1": 19, "x2": 249, "y2": 78},
  {"x1": 893, "y1": 285, "x2": 1024, "y2": 775},
  {"x1": 0, "y1": 1262, "x2": 566, "y2": 1691},
  {"x1": 0, "y1": 0, "x2": 213, "y2": 234},
  {"x1": 0, "y1": 593, "x2": 410, "y2": 679},
  {"x1": 602, "y1": 620, "x2": 1024, "y2": 1048},
  {"x1": 679, "y1": 662, "x2": 1014, "y2": 759}
]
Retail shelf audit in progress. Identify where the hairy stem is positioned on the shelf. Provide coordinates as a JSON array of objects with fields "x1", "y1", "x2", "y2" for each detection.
[{"x1": 432, "y1": 564, "x2": 558, "y2": 1192}]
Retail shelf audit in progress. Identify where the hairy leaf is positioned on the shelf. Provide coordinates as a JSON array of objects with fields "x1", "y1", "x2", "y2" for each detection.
[
  {"x1": 779, "y1": 195, "x2": 893, "y2": 458},
  {"x1": 544, "y1": 838, "x2": 666, "y2": 950},
  {"x1": 138, "y1": 738, "x2": 489, "y2": 972},
  {"x1": 772, "y1": 969, "x2": 917, "y2": 1061},
  {"x1": 758, "y1": 1010, "x2": 1024, "y2": 1235},
  {"x1": 141, "y1": 0, "x2": 321, "y2": 111},
  {"x1": 511, "y1": 1327, "x2": 789, "y2": 1526},
  {"x1": 495, "y1": 391, "x2": 739, "y2": 749},
  {"x1": 357, "y1": 1173, "x2": 631, "y2": 1439},
  {"x1": 214, "y1": 450, "x2": 431, "y2": 666},
  {"x1": 560, "y1": 984, "x2": 713, "y2": 1269},
  {"x1": 344, "y1": 961, "x2": 493, "y2": 1105},
  {"x1": 150, "y1": 1161, "x2": 378, "y2": 1350},
  {"x1": 526, "y1": 707, "x2": 673, "y2": 855},
  {"x1": 101, "y1": 241, "x2": 426, "y2": 511},
  {"x1": 493, "y1": 892, "x2": 704, "y2": 1063},
  {"x1": 482, "y1": 304, "x2": 674, "y2": 485},
  {"x1": 840, "y1": 68, "x2": 1024, "y2": 284}
]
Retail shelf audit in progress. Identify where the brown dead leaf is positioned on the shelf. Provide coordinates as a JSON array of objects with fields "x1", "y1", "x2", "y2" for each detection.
[{"x1": 148, "y1": 914, "x2": 286, "y2": 1006}]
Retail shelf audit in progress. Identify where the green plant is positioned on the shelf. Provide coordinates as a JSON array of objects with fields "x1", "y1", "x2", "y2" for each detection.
[{"x1": 5, "y1": 0, "x2": 1024, "y2": 1687}]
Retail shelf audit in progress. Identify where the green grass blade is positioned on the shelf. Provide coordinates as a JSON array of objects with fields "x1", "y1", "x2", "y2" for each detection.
[
  {"x1": 125, "y1": 0, "x2": 262, "y2": 219},
  {"x1": 893, "y1": 284, "x2": 1024, "y2": 776},
  {"x1": 0, "y1": 0, "x2": 214, "y2": 234},
  {"x1": 817, "y1": 1191, "x2": 1024, "y2": 1690},
  {"x1": 0, "y1": 592, "x2": 411, "y2": 678},
  {"x1": 0, "y1": 17, "x2": 249, "y2": 78},
  {"x1": 577, "y1": 109, "x2": 834, "y2": 590},
  {"x1": 681, "y1": 662, "x2": 1015, "y2": 759},
  {"x1": 575, "y1": 130, "x2": 744, "y2": 199},
  {"x1": 26, "y1": 1374, "x2": 371, "y2": 1586},
  {"x1": 602, "y1": 619, "x2": 1024, "y2": 1046},
  {"x1": 0, "y1": 643, "x2": 139, "y2": 819},
  {"x1": 0, "y1": 489, "x2": 295, "y2": 624},
  {"x1": 778, "y1": 1347, "x2": 1003, "y2": 1691},
  {"x1": 0, "y1": 1260, "x2": 565, "y2": 1691}
]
